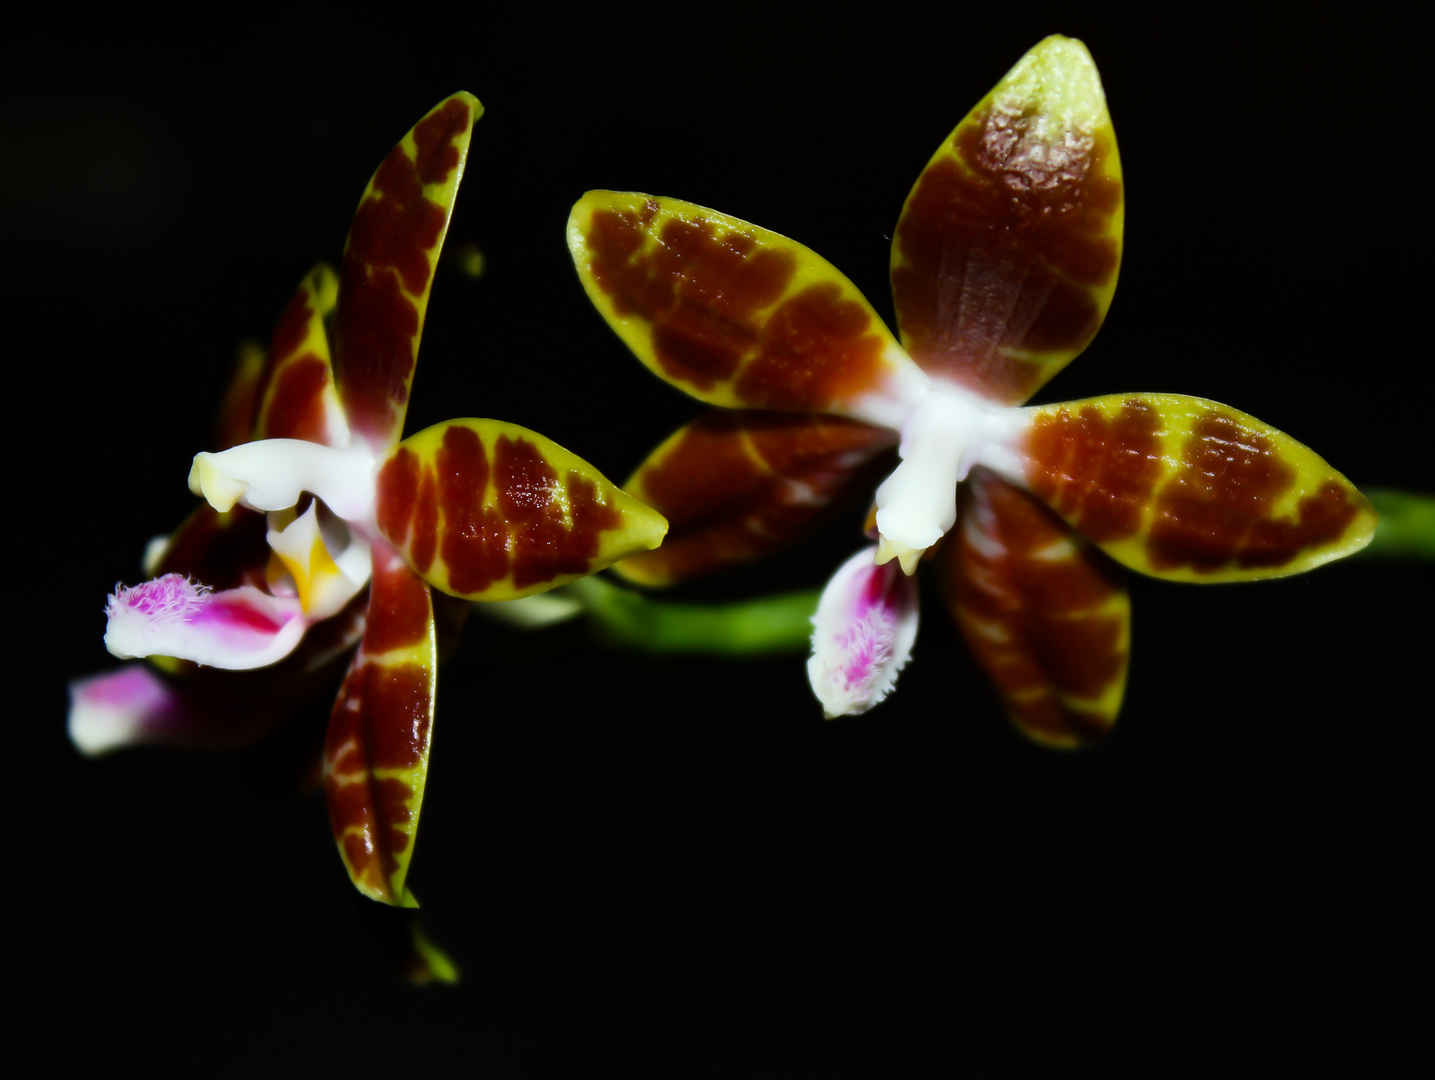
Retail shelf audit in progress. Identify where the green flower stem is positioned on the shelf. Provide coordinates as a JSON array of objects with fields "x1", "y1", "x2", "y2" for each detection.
[
  {"x1": 477, "y1": 576, "x2": 818, "y2": 653},
  {"x1": 565, "y1": 576, "x2": 818, "y2": 655},
  {"x1": 1364, "y1": 489, "x2": 1435, "y2": 559}
]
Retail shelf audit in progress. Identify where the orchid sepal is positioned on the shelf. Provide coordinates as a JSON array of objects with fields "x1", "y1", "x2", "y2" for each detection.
[
  {"x1": 890, "y1": 35, "x2": 1123, "y2": 405},
  {"x1": 375, "y1": 418, "x2": 668, "y2": 601},
  {"x1": 940, "y1": 469, "x2": 1129, "y2": 748},
  {"x1": 569, "y1": 191, "x2": 929, "y2": 428},
  {"x1": 332, "y1": 92, "x2": 481, "y2": 452},
  {"x1": 253, "y1": 263, "x2": 348, "y2": 446},
  {"x1": 1013, "y1": 393, "x2": 1376, "y2": 582},
  {"x1": 324, "y1": 541, "x2": 437, "y2": 907}
]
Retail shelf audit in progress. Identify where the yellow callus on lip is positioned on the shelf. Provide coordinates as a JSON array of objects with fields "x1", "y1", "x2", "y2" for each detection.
[{"x1": 265, "y1": 504, "x2": 353, "y2": 617}]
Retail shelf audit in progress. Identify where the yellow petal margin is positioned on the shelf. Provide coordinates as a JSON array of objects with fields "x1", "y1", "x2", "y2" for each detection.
[
  {"x1": 253, "y1": 263, "x2": 345, "y2": 444},
  {"x1": 375, "y1": 418, "x2": 668, "y2": 601},
  {"x1": 569, "y1": 191, "x2": 926, "y2": 428},
  {"x1": 1016, "y1": 393, "x2": 1376, "y2": 582},
  {"x1": 332, "y1": 92, "x2": 482, "y2": 451}
]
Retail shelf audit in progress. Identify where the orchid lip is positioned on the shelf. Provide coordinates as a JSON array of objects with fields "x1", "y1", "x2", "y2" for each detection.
[
  {"x1": 808, "y1": 546, "x2": 920, "y2": 719},
  {"x1": 104, "y1": 574, "x2": 307, "y2": 670}
]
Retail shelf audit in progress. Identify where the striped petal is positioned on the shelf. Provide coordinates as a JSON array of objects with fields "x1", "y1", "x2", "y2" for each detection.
[
  {"x1": 323, "y1": 541, "x2": 436, "y2": 907},
  {"x1": 1014, "y1": 394, "x2": 1376, "y2": 581},
  {"x1": 938, "y1": 469, "x2": 1129, "y2": 748},
  {"x1": 569, "y1": 191, "x2": 928, "y2": 428},
  {"x1": 613, "y1": 409, "x2": 896, "y2": 587},
  {"x1": 890, "y1": 35, "x2": 1123, "y2": 405},
  {"x1": 332, "y1": 92, "x2": 481, "y2": 451},
  {"x1": 375, "y1": 418, "x2": 668, "y2": 601},
  {"x1": 252, "y1": 263, "x2": 347, "y2": 445}
]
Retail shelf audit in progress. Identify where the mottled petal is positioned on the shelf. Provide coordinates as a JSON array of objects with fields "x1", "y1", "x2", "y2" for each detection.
[
  {"x1": 939, "y1": 469, "x2": 1128, "y2": 748},
  {"x1": 323, "y1": 541, "x2": 436, "y2": 906},
  {"x1": 375, "y1": 418, "x2": 667, "y2": 601},
  {"x1": 105, "y1": 574, "x2": 306, "y2": 670},
  {"x1": 891, "y1": 35, "x2": 1123, "y2": 405},
  {"x1": 569, "y1": 191, "x2": 928, "y2": 427},
  {"x1": 332, "y1": 93, "x2": 481, "y2": 451},
  {"x1": 252, "y1": 263, "x2": 348, "y2": 445},
  {"x1": 1014, "y1": 394, "x2": 1376, "y2": 581},
  {"x1": 613, "y1": 409, "x2": 896, "y2": 587},
  {"x1": 808, "y1": 546, "x2": 920, "y2": 718}
]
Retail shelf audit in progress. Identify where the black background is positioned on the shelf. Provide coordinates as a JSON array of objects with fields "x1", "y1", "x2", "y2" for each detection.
[{"x1": 12, "y1": 6, "x2": 1431, "y2": 1074}]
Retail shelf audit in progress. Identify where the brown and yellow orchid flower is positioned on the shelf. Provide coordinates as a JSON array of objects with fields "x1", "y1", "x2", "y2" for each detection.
[
  {"x1": 70, "y1": 92, "x2": 667, "y2": 905},
  {"x1": 567, "y1": 36, "x2": 1375, "y2": 748}
]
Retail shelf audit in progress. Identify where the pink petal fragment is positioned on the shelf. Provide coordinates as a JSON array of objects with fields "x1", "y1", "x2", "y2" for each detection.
[
  {"x1": 807, "y1": 546, "x2": 920, "y2": 718},
  {"x1": 104, "y1": 573, "x2": 306, "y2": 670},
  {"x1": 67, "y1": 664, "x2": 284, "y2": 755}
]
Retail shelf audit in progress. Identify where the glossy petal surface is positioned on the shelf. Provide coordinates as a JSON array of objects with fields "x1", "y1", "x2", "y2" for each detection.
[
  {"x1": 614, "y1": 409, "x2": 895, "y2": 586},
  {"x1": 1017, "y1": 394, "x2": 1376, "y2": 581},
  {"x1": 323, "y1": 541, "x2": 436, "y2": 907},
  {"x1": 940, "y1": 469, "x2": 1128, "y2": 748},
  {"x1": 253, "y1": 263, "x2": 346, "y2": 445},
  {"x1": 891, "y1": 36, "x2": 1123, "y2": 405},
  {"x1": 376, "y1": 419, "x2": 668, "y2": 600},
  {"x1": 333, "y1": 92, "x2": 481, "y2": 451},
  {"x1": 569, "y1": 191, "x2": 927, "y2": 428}
]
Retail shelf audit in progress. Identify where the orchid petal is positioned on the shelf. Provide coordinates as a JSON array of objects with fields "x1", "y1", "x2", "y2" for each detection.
[
  {"x1": 252, "y1": 263, "x2": 347, "y2": 445},
  {"x1": 1014, "y1": 394, "x2": 1376, "y2": 581},
  {"x1": 891, "y1": 35, "x2": 1123, "y2": 405},
  {"x1": 104, "y1": 574, "x2": 307, "y2": 670},
  {"x1": 808, "y1": 546, "x2": 920, "y2": 718},
  {"x1": 613, "y1": 408, "x2": 896, "y2": 586},
  {"x1": 375, "y1": 418, "x2": 667, "y2": 601},
  {"x1": 323, "y1": 542, "x2": 436, "y2": 906},
  {"x1": 939, "y1": 469, "x2": 1128, "y2": 748},
  {"x1": 569, "y1": 191, "x2": 929, "y2": 428},
  {"x1": 332, "y1": 92, "x2": 481, "y2": 452}
]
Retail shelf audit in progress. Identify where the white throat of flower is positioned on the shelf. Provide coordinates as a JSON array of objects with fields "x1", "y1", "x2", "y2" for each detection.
[{"x1": 873, "y1": 383, "x2": 1022, "y2": 574}]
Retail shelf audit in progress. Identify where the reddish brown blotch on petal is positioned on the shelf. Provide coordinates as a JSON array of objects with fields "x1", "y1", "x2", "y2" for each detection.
[
  {"x1": 333, "y1": 96, "x2": 475, "y2": 448},
  {"x1": 940, "y1": 469, "x2": 1128, "y2": 748},
  {"x1": 323, "y1": 545, "x2": 436, "y2": 905},
  {"x1": 1025, "y1": 398, "x2": 1163, "y2": 543},
  {"x1": 891, "y1": 45, "x2": 1122, "y2": 405},
  {"x1": 616, "y1": 410, "x2": 896, "y2": 586},
  {"x1": 1148, "y1": 412, "x2": 1363, "y2": 574}
]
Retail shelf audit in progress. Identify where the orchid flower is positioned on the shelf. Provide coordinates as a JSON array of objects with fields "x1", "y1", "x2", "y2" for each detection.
[
  {"x1": 72, "y1": 92, "x2": 667, "y2": 906},
  {"x1": 567, "y1": 37, "x2": 1375, "y2": 747}
]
